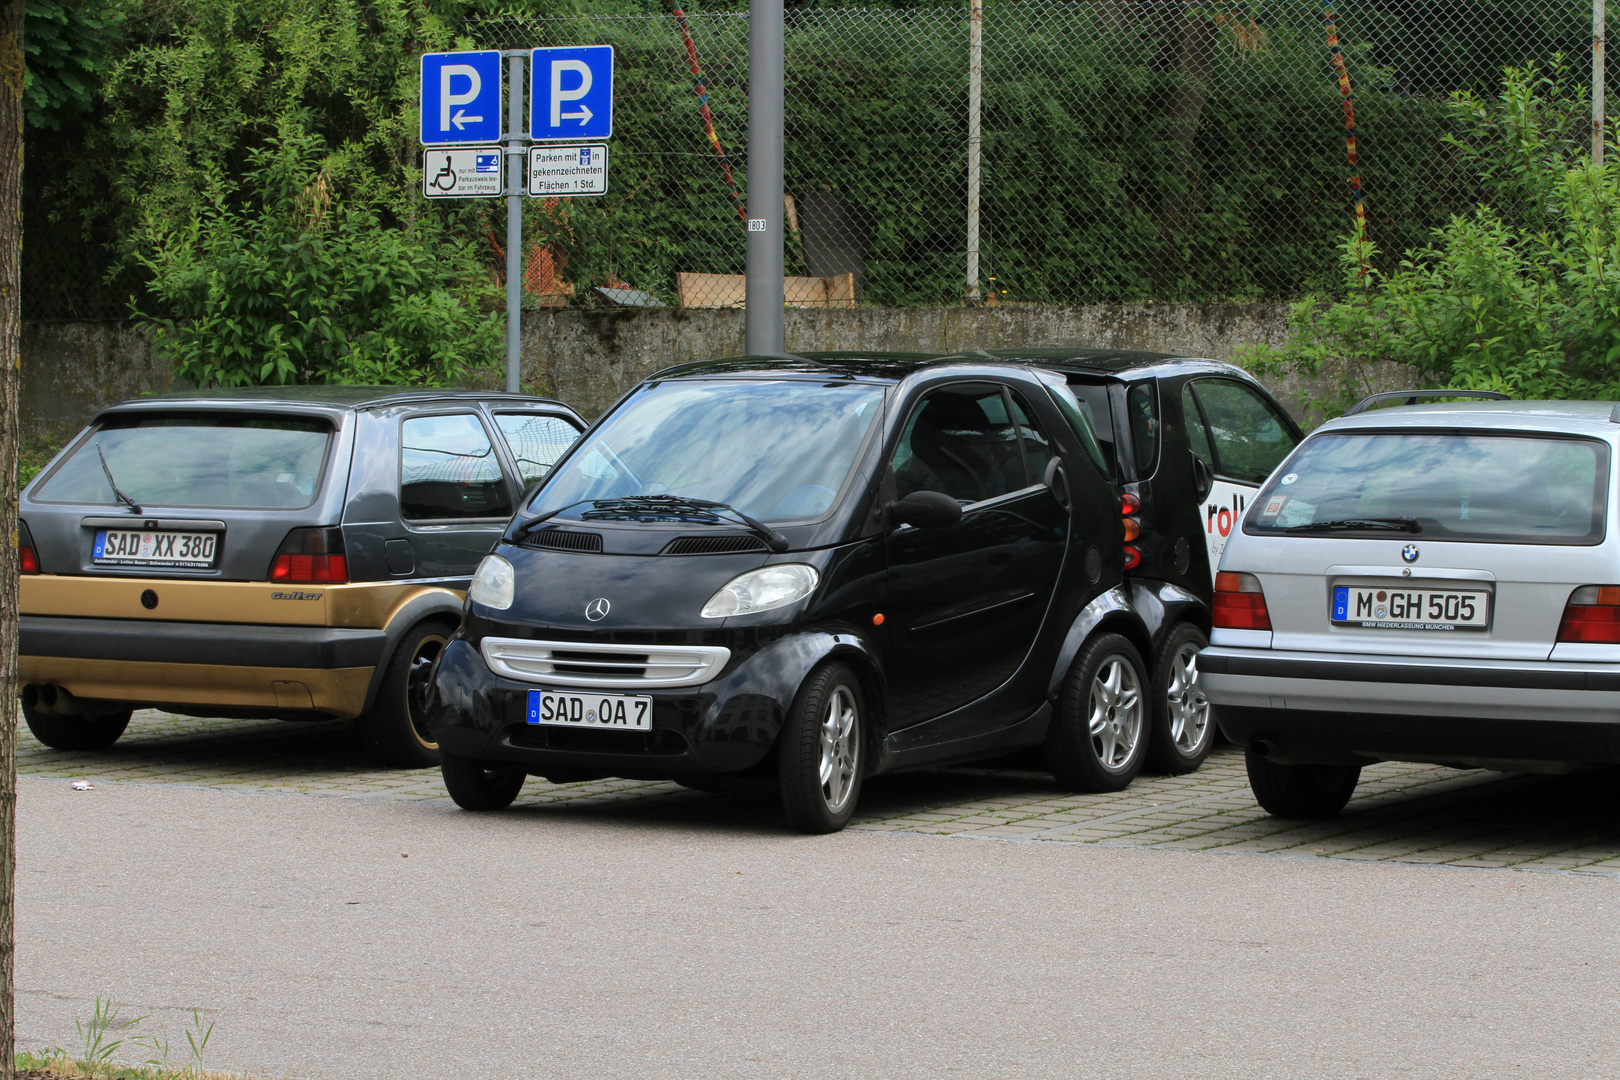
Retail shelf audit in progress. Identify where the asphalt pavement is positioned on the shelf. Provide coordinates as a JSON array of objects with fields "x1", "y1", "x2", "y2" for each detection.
[{"x1": 18, "y1": 773, "x2": 1620, "y2": 1079}]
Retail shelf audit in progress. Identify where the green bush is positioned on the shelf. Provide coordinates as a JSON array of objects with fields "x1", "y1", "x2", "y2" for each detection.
[
  {"x1": 1246, "y1": 64, "x2": 1620, "y2": 411},
  {"x1": 139, "y1": 128, "x2": 500, "y2": 386}
]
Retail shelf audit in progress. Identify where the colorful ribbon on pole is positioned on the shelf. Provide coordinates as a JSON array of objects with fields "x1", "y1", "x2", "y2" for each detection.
[
  {"x1": 1323, "y1": 1, "x2": 1371, "y2": 289},
  {"x1": 671, "y1": 7, "x2": 749, "y2": 224}
]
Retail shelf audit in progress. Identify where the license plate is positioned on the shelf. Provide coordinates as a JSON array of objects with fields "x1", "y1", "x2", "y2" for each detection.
[
  {"x1": 526, "y1": 689, "x2": 653, "y2": 730},
  {"x1": 1332, "y1": 585, "x2": 1490, "y2": 631},
  {"x1": 93, "y1": 529, "x2": 219, "y2": 569}
]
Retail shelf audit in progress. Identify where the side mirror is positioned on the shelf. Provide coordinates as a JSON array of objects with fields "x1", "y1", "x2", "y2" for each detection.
[
  {"x1": 1042, "y1": 457, "x2": 1070, "y2": 510},
  {"x1": 886, "y1": 490, "x2": 963, "y2": 530},
  {"x1": 1190, "y1": 452, "x2": 1214, "y2": 502}
]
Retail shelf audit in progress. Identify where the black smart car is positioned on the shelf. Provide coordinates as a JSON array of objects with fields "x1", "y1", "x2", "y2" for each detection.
[
  {"x1": 426, "y1": 353, "x2": 1175, "y2": 831},
  {"x1": 17, "y1": 387, "x2": 584, "y2": 766},
  {"x1": 985, "y1": 349, "x2": 1304, "y2": 772}
]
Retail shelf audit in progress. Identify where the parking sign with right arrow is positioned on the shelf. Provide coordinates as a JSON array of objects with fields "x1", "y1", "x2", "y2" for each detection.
[{"x1": 530, "y1": 45, "x2": 614, "y2": 142}]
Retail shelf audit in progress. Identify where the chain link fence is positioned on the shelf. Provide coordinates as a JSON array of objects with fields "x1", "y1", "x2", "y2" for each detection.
[
  {"x1": 477, "y1": 0, "x2": 1596, "y2": 311},
  {"x1": 21, "y1": 0, "x2": 1602, "y2": 319}
]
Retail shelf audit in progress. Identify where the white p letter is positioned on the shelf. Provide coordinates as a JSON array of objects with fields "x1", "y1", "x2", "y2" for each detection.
[
  {"x1": 440, "y1": 65, "x2": 480, "y2": 131},
  {"x1": 550, "y1": 60, "x2": 592, "y2": 126}
]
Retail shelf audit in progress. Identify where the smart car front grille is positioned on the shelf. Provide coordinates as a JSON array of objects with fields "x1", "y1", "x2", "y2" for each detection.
[
  {"x1": 520, "y1": 528, "x2": 604, "y2": 553},
  {"x1": 660, "y1": 534, "x2": 770, "y2": 555},
  {"x1": 479, "y1": 637, "x2": 732, "y2": 689}
]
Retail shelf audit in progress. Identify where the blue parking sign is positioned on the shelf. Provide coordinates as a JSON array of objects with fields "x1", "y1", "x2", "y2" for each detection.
[
  {"x1": 420, "y1": 50, "x2": 503, "y2": 146},
  {"x1": 530, "y1": 46, "x2": 614, "y2": 142}
]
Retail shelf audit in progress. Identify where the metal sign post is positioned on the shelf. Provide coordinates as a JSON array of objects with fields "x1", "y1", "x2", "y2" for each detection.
[
  {"x1": 744, "y1": 0, "x2": 785, "y2": 356},
  {"x1": 505, "y1": 52, "x2": 524, "y2": 394}
]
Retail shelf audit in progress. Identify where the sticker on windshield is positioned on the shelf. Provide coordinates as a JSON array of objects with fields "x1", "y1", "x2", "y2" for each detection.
[
  {"x1": 1276, "y1": 498, "x2": 1317, "y2": 528},
  {"x1": 1280, "y1": 472, "x2": 1298, "y2": 485},
  {"x1": 1261, "y1": 495, "x2": 1287, "y2": 517}
]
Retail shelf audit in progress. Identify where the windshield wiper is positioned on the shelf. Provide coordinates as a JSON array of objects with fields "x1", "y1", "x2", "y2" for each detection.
[
  {"x1": 581, "y1": 495, "x2": 789, "y2": 552},
  {"x1": 96, "y1": 445, "x2": 142, "y2": 514},
  {"x1": 1284, "y1": 516, "x2": 1420, "y2": 534},
  {"x1": 510, "y1": 495, "x2": 790, "y2": 552}
]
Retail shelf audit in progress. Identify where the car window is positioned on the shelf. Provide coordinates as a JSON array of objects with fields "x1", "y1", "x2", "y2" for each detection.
[
  {"x1": 1038, "y1": 378, "x2": 1110, "y2": 477},
  {"x1": 400, "y1": 413, "x2": 514, "y2": 521},
  {"x1": 890, "y1": 383, "x2": 1026, "y2": 505},
  {"x1": 1008, "y1": 390, "x2": 1054, "y2": 484},
  {"x1": 1127, "y1": 382, "x2": 1160, "y2": 478},
  {"x1": 33, "y1": 413, "x2": 331, "y2": 510},
  {"x1": 1188, "y1": 378, "x2": 1295, "y2": 484},
  {"x1": 1062, "y1": 381, "x2": 1115, "y2": 478},
  {"x1": 1180, "y1": 384, "x2": 1215, "y2": 467},
  {"x1": 1246, "y1": 432, "x2": 1609, "y2": 544},
  {"x1": 493, "y1": 413, "x2": 581, "y2": 487}
]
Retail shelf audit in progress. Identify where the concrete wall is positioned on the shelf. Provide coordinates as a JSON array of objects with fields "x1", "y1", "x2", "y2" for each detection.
[{"x1": 20, "y1": 303, "x2": 1383, "y2": 450}]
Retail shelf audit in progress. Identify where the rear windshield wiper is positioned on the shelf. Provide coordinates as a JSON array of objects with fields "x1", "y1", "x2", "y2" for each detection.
[
  {"x1": 96, "y1": 445, "x2": 142, "y2": 514},
  {"x1": 582, "y1": 495, "x2": 789, "y2": 552},
  {"x1": 1284, "y1": 516, "x2": 1420, "y2": 534},
  {"x1": 511, "y1": 495, "x2": 789, "y2": 552}
]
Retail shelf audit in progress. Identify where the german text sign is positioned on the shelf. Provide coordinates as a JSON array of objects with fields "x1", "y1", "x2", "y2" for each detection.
[
  {"x1": 423, "y1": 147, "x2": 504, "y2": 198},
  {"x1": 527, "y1": 144, "x2": 608, "y2": 196}
]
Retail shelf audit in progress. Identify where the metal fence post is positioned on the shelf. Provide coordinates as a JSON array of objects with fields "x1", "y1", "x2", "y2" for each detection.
[
  {"x1": 505, "y1": 52, "x2": 525, "y2": 394},
  {"x1": 745, "y1": 0, "x2": 785, "y2": 355},
  {"x1": 1597, "y1": 0, "x2": 1607, "y2": 165},
  {"x1": 966, "y1": 0, "x2": 983, "y2": 305}
]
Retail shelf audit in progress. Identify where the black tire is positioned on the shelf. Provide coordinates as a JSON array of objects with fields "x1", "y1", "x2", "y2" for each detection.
[
  {"x1": 358, "y1": 620, "x2": 454, "y2": 768},
  {"x1": 1045, "y1": 632, "x2": 1150, "y2": 793},
  {"x1": 1245, "y1": 749, "x2": 1361, "y2": 818},
  {"x1": 778, "y1": 662, "x2": 865, "y2": 834},
  {"x1": 22, "y1": 703, "x2": 131, "y2": 752},
  {"x1": 440, "y1": 751, "x2": 526, "y2": 811},
  {"x1": 1144, "y1": 623, "x2": 1217, "y2": 775}
]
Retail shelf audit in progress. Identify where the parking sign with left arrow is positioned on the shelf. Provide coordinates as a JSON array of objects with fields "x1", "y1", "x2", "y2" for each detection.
[{"x1": 420, "y1": 50, "x2": 502, "y2": 146}]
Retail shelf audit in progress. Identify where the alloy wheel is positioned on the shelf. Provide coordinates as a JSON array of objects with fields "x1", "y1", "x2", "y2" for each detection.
[
  {"x1": 1088, "y1": 655, "x2": 1144, "y2": 771},
  {"x1": 1164, "y1": 641, "x2": 1210, "y2": 754},
  {"x1": 819, "y1": 685, "x2": 860, "y2": 812}
]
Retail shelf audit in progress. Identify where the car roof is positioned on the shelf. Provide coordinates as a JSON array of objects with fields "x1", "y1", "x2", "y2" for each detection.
[
  {"x1": 1319, "y1": 400, "x2": 1620, "y2": 437},
  {"x1": 649, "y1": 348, "x2": 1244, "y2": 383},
  {"x1": 99, "y1": 386, "x2": 573, "y2": 412}
]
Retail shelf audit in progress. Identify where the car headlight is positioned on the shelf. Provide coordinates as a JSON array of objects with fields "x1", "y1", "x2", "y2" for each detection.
[
  {"x1": 469, "y1": 554, "x2": 515, "y2": 610},
  {"x1": 701, "y1": 564, "x2": 819, "y2": 618}
]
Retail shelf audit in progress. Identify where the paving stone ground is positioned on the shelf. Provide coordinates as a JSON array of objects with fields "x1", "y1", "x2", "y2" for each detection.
[{"x1": 21, "y1": 710, "x2": 1620, "y2": 874}]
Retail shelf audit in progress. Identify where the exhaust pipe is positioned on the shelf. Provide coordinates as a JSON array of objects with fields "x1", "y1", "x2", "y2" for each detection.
[
  {"x1": 37, "y1": 684, "x2": 58, "y2": 710},
  {"x1": 20, "y1": 684, "x2": 39, "y2": 709},
  {"x1": 24, "y1": 684, "x2": 122, "y2": 718},
  {"x1": 1250, "y1": 738, "x2": 1275, "y2": 758}
]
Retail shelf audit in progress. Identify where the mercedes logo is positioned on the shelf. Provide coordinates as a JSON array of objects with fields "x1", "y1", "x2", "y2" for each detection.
[
  {"x1": 1401, "y1": 544, "x2": 1420, "y2": 563},
  {"x1": 584, "y1": 597, "x2": 611, "y2": 622}
]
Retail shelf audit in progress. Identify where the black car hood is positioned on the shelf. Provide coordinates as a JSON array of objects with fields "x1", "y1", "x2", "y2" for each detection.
[{"x1": 485, "y1": 543, "x2": 775, "y2": 633}]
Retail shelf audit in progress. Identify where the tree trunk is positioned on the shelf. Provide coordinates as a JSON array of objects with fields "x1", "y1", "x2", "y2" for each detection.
[{"x1": 0, "y1": 0, "x2": 22, "y2": 1075}]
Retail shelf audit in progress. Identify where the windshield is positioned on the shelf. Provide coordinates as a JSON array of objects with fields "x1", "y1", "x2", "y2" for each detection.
[
  {"x1": 1246, "y1": 431, "x2": 1609, "y2": 544},
  {"x1": 529, "y1": 379, "x2": 887, "y2": 524},
  {"x1": 34, "y1": 413, "x2": 333, "y2": 510}
]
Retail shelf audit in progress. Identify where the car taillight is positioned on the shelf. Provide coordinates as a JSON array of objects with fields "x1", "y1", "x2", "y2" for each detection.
[
  {"x1": 270, "y1": 526, "x2": 348, "y2": 584},
  {"x1": 17, "y1": 520, "x2": 38, "y2": 574},
  {"x1": 1557, "y1": 585, "x2": 1620, "y2": 643},
  {"x1": 1121, "y1": 492, "x2": 1142, "y2": 570},
  {"x1": 1214, "y1": 571, "x2": 1271, "y2": 630}
]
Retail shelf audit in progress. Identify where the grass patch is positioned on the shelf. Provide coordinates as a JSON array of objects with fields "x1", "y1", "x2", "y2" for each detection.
[
  {"x1": 17, "y1": 1054, "x2": 246, "y2": 1080},
  {"x1": 18, "y1": 995, "x2": 229, "y2": 1080}
]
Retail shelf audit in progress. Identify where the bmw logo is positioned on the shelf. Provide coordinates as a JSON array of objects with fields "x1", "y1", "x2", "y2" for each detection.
[
  {"x1": 1401, "y1": 544, "x2": 1419, "y2": 563},
  {"x1": 585, "y1": 597, "x2": 611, "y2": 621}
]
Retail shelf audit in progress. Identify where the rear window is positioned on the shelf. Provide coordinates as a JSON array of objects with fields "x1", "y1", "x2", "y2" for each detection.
[
  {"x1": 1245, "y1": 431, "x2": 1610, "y2": 545},
  {"x1": 35, "y1": 413, "x2": 332, "y2": 510}
]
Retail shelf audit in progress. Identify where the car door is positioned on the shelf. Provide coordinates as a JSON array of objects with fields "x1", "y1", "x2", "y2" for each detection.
[
  {"x1": 488, "y1": 409, "x2": 585, "y2": 498},
  {"x1": 398, "y1": 411, "x2": 516, "y2": 580},
  {"x1": 882, "y1": 381, "x2": 1069, "y2": 730},
  {"x1": 1181, "y1": 377, "x2": 1300, "y2": 575}
]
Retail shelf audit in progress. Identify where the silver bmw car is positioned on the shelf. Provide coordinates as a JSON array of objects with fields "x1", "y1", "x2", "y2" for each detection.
[{"x1": 1200, "y1": 399, "x2": 1620, "y2": 817}]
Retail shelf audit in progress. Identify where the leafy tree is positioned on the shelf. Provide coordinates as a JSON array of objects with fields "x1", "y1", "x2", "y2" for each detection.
[
  {"x1": 24, "y1": 0, "x2": 121, "y2": 130},
  {"x1": 1245, "y1": 64, "x2": 1620, "y2": 412}
]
